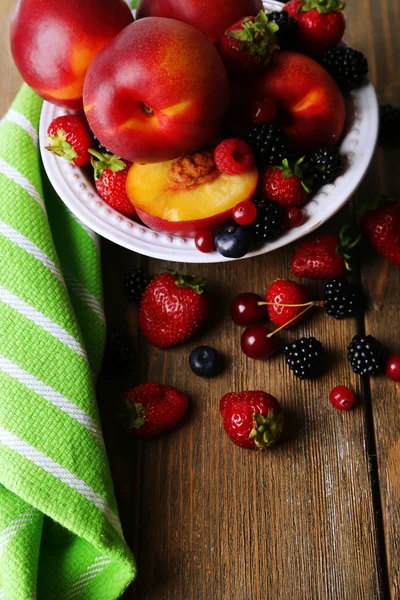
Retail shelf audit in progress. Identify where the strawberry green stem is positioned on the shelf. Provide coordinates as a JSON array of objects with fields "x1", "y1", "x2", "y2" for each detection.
[
  {"x1": 168, "y1": 270, "x2": 206, "y2": 295},
  {"x1": 299, "y1": 0, "x2": 345, "y2": 14},
  {"x1": 249, "y1": 411, "x2": 284, "y2": 449}
]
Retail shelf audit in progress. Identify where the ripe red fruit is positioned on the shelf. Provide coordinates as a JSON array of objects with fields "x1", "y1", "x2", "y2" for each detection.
[
  {"x1": 291, "y1": 228, "x2": 360, "y2": 279},
  {"x1": 266, "y1": 279, "x2": 309, "y2": 328},
  {"x1": 231, "y1": 292, "x2": 268, "y2": 326},
  {"x1": 220, "y1": 11, "x2": 279, "y2": 78},
  {"x1": 220, "y1": 390, "x2": 283, "y2": 450},
  {"x1": 361, "y1": 200, "x2": 400, "y2": 266},
  {"x1": 195, "y1": 231, "x2": 215, "y2": 253},
  {"x1": 214, "y1": 138, "x2": 254, "y2": 175},
  {"x1": 138, "y1": 271, "x2": 209, "y2": 348},
  {"x1": 46, "y1": 113, "x2": 93, "y2": 166},
  {"x1": 385, "y1": 355, "x2": 400, "y2": 382},
  {"x1": 241, "y1": 325, "x2": 278, "y2": 359},
  {"x1": 286, "y1": 207, "x2": 305, "y2": 228},
  {"x1": 232, "y1": 200, "x2": 257, "y2": 226},
  {"x1": 90, "y1": 150, "x2": 136, "y2": 219},
  {"x1": 285, "y1": 0, "x2": 346, "y2": 56},
  {"x1": 251, "y1": 98, "x2": 277, "y2": 124},
  {"x1": 261, "y1": 159, "x2": 310, "y2": 208},
  {"x1": 123, "y1": 382, "x2": 188, "y2": 437},
  {"x1": 329, "y1": 385, "x2": 355, "y2": 411}
]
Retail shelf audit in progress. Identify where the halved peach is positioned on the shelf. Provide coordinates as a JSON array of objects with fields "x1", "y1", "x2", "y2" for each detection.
[{"x1": 126, "y1": 155, "x2": 259, "y2": 238}]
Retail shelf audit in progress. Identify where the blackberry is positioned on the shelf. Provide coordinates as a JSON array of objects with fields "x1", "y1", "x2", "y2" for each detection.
[
  {"x1": 379, "y1": 104, "x2": 400, "y2": 144},
  {"x1": 245, "y1": 124, "x2": 293, "y2": 168},
  {"x1": 284, "y1": 337, "x2": 325, "y2": 380},
  {"x1": 307, "y1": 145, "x2": 343, "y2": 187},
  {"x1": 320, "y1": 46, "x2": 369, "y2": 91},
  {"x1": 122, "y1": 268, "x2": 152, "y2": 302},
  {"x1": 103, "y1": 329, "x2": 135, "y2": 378},
  {"x1": 267, "y1": 10, "x2": 299, "y2": 50},
  {"x1": 251, "y1": 199, "x2": 285, "y2": 242},
  {"x1": 324, "y1": 278, "x2": 360, "y2": 319},
  {"x1": 348, "y1": 335, "x2": 384, "y2": 376}
]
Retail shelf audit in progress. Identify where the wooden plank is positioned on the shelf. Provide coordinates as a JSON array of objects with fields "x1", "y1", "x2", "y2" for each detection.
[{"x1": 356, "y1": 0, "x2": 400, "y2": 597}]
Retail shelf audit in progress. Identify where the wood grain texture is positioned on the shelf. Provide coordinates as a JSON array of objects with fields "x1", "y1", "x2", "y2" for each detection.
[{"x1": 1, "y1": 0, "x2": 399, "y2": 598}]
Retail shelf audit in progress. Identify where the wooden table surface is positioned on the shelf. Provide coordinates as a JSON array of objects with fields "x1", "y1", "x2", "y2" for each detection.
[{"x1": 1, "y1": 1, "x2": 400, "y2": 598}]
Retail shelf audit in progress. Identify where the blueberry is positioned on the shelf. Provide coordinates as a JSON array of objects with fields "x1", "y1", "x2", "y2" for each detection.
[
  {"x1": 189, "y1": 346, "x2": 222, "y2": 377},
  {"x1": 214, "y1": 224, "x2": 251, "y2": 259}
]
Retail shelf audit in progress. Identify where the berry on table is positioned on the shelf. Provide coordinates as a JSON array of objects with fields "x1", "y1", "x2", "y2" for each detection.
[
  {"x1": 220, "y1": 11, "x2": 279, "y2": 78},
  {"x1": 245, "y1": 123, "x2": 293, "y2": 169},
  {"x1": 251, "y1": 199, "x2": 285, "y2": 242},
  {"x1": 385, "y1": 355, "x2": 400, "y2": 382},
  {"x1": 189, "y1": 346, "x2": 223, "y2": 377},
  {"x1": 379, "y1": 104, "x2": 400, "y2": 145},
  {"x1": 195, "y1": 231, "x2": 215, "y2": 254},
  {"x1": 265, "y1": 279, "x2": 310, "y2": 329},
  {"x1": 122, "y1": 268, "x2": 152, "y2": 302},
  {"x1": 261, "y1": 158, "x2": 311, "y2": 208},
  {"x1": 307, "y1": 145, "x2": 343, "y2": 188},
  {"x1": 231, "y1": 292, "x2": 268, "y2": 326},
  {"x1": 220, "y1": 391, "x2": 284, "y2": 450},
  {"x1": 329, "y1": 386, "x2": 355, "y2": 411},
  {"x1": 214, "y1": 138, "x2": 254, "y2": 175},
  {"x1": 46, "y1": 113, "x2": 93, "y2": 166},
  {"x1": 324, "y1": 278, "x2": 360, "y2": 319},
  {"x1": 251, "y1": 98, "x2": 277, "y2": 125},
  {"x1": 123, "y1": 382, "x2": 188, "y2": 437},
  {"x1": 214, "y1": 224, "x2": 251, "y2": 258},
  {"x1": 286, "y1": 207, "x2": 305, "y2": 229},
  {"x1": 320, "y1": 46, "x2": 369, "y2": 91},
  {"x1": 232, "y1": 200, "x2": 257, "y2": 226},
  {"x1": 347, "y1": 335, "x2": 384, "y2": 376},
  {"x1": 361, "y1": 198, "x2": 400, "y2": 266},
  {"x1": 284, "y1": 337, "x2": 324, "y2": 380},
  {"x1": 241, "y1": 325, "x2": 278, "y2": 360},
  {"x1": 267, "y1": 10, "x2": 299, "y2": 50}
]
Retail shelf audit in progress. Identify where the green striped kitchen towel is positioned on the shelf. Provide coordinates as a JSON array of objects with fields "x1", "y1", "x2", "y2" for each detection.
[{"x1": 0, "y1": 84, "x2": 135, "y2": 599}]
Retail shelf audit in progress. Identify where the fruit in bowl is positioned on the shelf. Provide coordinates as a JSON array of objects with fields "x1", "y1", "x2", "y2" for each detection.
[
  {"x1": 126, "y1": 149, "x2": 259, "y2": 237},
  {"x1": 83, "y1": 18, "x2": 230, "y2": 164},
  {"x1": 135, "y1": 0, "x2": 263, "y2": 44},
  {"x1": 11, "y1": 0, "x2": 133, "y2": 109}
]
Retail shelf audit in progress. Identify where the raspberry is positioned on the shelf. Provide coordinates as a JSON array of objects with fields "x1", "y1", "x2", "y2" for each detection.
[{"x1": 214, "y1": 138, "x2": 254, "y2": 175}]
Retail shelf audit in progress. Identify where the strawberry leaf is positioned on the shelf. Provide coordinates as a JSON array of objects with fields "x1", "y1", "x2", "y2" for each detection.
[
  {"x1": 169, "y1": 270, "x2": 206, "y2": 295},
  {"x1": 226, "y1": 10, "x2": 279, "y2": 65},
  {"x1": 298, "y1": 0, "x2": 345, "y2": 13},
  {"x1": 89, "y1": 148, "x2": 126, "y2": 180},
  {"x1": 249, "y1": 411, "x2": 284, "y2": 449}
]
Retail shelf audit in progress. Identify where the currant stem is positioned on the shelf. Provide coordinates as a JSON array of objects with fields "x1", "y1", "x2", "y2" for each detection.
[
  {"x1": 266, "y1": 304, "x2": 315, "y2": 338},
  {"x1": 258, "y1": 300, "x2": 326, "y2": 308}
]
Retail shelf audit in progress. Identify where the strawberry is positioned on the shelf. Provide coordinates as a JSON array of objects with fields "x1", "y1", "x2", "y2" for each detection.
[
  {"x1": 89, "y1": 149, "x2": 137, "y2": 219},
  {"x1": 361, "y1": 197, "x2": 400, "y2": 266},
  {"x1": 261, "y1": 158, "x2": 310, "y2": 207},
  {"x1": 46, "y1": 113, "x2": 93, "y2": 166},
  {"x1": 220, "y1": 10, "x2": 279, "y2": 78},
  {"x1": 285, "y1": 0, "x2": 346, "y2": 56},
  {"x1": 265, "y1": 279, "x2": 310, "y2": 328},
  {"x1": 123, "y1": 382, "x2": 188, "y2": 437},
  {"x1": 220, "y1": 391, "x2": 283, "y2": 450},
  {"x1": 291, "y1": 227, "x2": 360, "y2": 279},
  {"x1": 138, "y1": 271, "x2": 210, "y2": 348}
]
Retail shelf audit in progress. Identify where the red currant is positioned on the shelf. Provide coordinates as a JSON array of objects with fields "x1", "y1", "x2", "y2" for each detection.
[
  {"x1": 385, "y1": 355, "x2": 400, "y2": 382},
  {"x1": 251, "y1": 99, "x2": 277, "y2": 125},
  {"x1": 329, "y1": 386, "x2": 355, "y2": 411},
  {"x1": 241, "y1": 325, "x2": 278, "y2": 359},
  {"x1": 232, "y1": 201, "x2": 257, "y2": 226},
  {"x1": 195, "y1": 231, "x2": 215, "y2": 253},
  {"x1": 286, "y1": 207, "x2": 305, "y2": 229},
  {"x1": 231, "y1": 293, "x2": 268, "y2": 326}
]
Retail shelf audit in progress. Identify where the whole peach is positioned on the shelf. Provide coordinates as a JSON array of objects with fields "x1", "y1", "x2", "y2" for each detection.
[
  {"x1": 83, "y1": 18, "x2": 230, "y2": 164},
  {"x1": 136, "y1": 0, "x2": 263, "y2": 44},
  {"x1": 10, "y1": 0, "x2": 133, "y2": 110}
]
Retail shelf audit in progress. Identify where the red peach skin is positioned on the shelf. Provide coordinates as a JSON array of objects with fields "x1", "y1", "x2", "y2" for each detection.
[
  {"x1": 10, "y1": 0, "x2": 133, "y2": 110},
  {"x1": 83, "y1": 18, "x2": 230, "y2": 164},
  {"x1": 252, "y1": 51, "x2": 346, "y2": 152},
  {"x1": 136, "y1": 0, "x2": 263, "y2": 44}
]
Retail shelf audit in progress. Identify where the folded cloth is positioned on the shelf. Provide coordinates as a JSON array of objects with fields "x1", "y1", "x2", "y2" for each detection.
[{"x1": 0, "y1": 85, "x2": 135, "y2": 599}]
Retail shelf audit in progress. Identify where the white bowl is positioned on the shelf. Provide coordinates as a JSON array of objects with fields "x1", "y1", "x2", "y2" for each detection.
[{"x1": 39, "y1": 1, "x2": 379, "y2": 264}]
